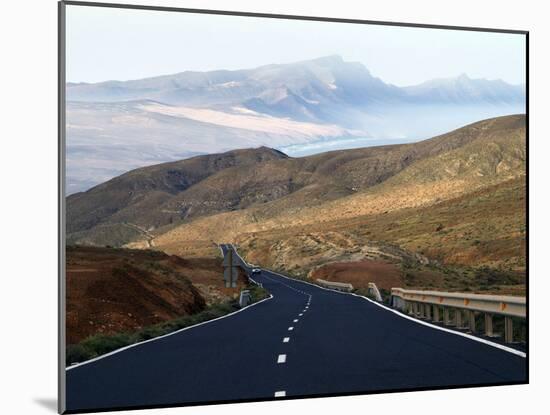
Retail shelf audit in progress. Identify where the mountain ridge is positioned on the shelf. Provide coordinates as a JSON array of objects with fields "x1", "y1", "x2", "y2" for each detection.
[{"x1": 67, "y1": 55, "x2": 524, "y2": 111}]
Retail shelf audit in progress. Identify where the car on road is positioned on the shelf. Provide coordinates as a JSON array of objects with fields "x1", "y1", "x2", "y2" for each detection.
[{"x1": 251, "y1": 268, "x2": 261, "y2": 275}]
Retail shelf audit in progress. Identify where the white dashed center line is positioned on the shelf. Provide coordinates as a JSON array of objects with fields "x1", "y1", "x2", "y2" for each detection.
[
  {"x1": 293, "y1": 319, "x2": 299, "y2": 323},
  {"x1": 274, "y1": 391, "x2": 286, "y2": 397},
  {"x1": 299, "y1": 313, "x2": 303, "y2": 316},
  {"x1": 283, "y1": 337, "x2": 290, "y2": 343},
  {"x1": 288, "y1": 326, "x2": 294, "y2": 331},
  {"x1": 277, "y1": 354, "x2": 287, "y2": 363}
]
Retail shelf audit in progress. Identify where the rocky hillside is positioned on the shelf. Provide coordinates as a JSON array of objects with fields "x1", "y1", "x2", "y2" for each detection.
[
  {"x1": 66, "y1": 246, "x2": 233, "y2": 344},
  {"x1": 140, "y1": 115, "x2": 526, "y2": 293},
  {"x1": 68, "y1": 115, "x2": 525, "y2": 249},
  {"x1": 66, "y1": 147, "x2": 288, "y2": 245},
  {"x1": 237, "y1": 177, "x2": 526, "y2": 295},
  {"x1": 67, "y1": 115, "x2": 526, "y2": 294},
  {"x1": 132, "y1": 115, "x2": 525, "y2": 246}
]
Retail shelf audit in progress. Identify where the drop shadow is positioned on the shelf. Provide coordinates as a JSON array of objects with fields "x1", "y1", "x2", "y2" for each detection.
[{"x1": 34, "y1": 398, "x2": 57, "y2": 413}]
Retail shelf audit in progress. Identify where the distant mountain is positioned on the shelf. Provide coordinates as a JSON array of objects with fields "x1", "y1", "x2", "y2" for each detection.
[
  {"x1": 403, "y1": 74, "x2": 525, "y2": 105},
  {"x1": 67, "y1": 55, "x2": 523, "y2": 121},
  {"x1": 67, "y1": 56, "x2": 395, "y2": 108},
  {"x1": 67, "y1": 115, "x2": 526, "y2": 248},
  {"x1": 65, "y1": 99, "x2": 337, "y2": 194},
  {"x1": 66, "y1": 56, "x2": 526, "y2": 193}
]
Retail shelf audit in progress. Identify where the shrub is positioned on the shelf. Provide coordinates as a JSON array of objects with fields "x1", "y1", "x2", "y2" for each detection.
[
  {"x1": 248, "y1": 285, "x2": 269, "y2": 302},
  {"x1": 66, "y1": 344, "x2": 94, "y2": 365},
  {"x1": 80, "y1": 332, "x2": 132, "y2": 356}
]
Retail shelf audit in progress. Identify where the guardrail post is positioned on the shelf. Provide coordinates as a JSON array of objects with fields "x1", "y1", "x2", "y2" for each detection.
[
  {"x1": 433, "y1": 306, "x2": 440, "y2": 322},
  {"x1": 505, "y1": 316, "x2": 514, "y2": 343},
  {"x1": 238, "y1": 290, "x2": 251, "y2": 307},
  {"x1": 455, "y1": 309, "x2": 463, "y2": 328},
  {"x1": 467, "y1": 310, "x2": 476, "y2": 333},
  {"x1": 368, "y1": 282, "x2": 383, "y2": 302},
  {"x1": 484, "y1": 313, "x2": 494, "y2": 336},
  {"x1": 425, "y1": 304, "x2": 431, "y2": 320},
  {"x1": 444, "y1": 307, "x2": 451, "y2": 325}
]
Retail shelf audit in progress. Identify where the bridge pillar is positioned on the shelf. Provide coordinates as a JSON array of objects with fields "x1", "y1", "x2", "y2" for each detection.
[
  {"x1": 433, "y1": 306, "x2": 440, "y2": 322},
  {"x1": 443, "y1": 307, "x2": 451, "y2": 325},
  {"x1": 504, "y1": 316, "x2": 514, "y2": 343},
  {"x1": 222, "y1": 249, "x2": 240, "y2": 288},
  {"x1": 484, "y1": 313, "x2": 494, "y2": 336},
  {"x1": 419, "y1": 303, "x2": 425, "y2": 318}
]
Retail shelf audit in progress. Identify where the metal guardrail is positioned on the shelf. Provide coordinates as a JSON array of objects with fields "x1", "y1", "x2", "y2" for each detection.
[
  {"x1": 390, "y1": 288, "x2": 526, "y2": 343},
  {"x1": 316, "y1": 278, "x2": 354, "y2": 292}
]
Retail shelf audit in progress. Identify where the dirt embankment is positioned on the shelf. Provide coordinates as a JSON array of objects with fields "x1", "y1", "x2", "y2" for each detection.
[
  {"x1": 66, "y1": 246, "x2": 243, "y2": 344},
  {"x1": 310, "y1": 260, "x2": 403, "y2": 291}
]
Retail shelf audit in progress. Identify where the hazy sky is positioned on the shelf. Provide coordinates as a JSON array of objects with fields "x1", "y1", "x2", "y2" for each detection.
[{"x1": 66, "y1": 4, "x2": 526, "y2": 86}]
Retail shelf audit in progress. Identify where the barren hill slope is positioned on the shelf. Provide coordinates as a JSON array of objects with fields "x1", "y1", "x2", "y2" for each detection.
[
  {"x1": 67, "y1": 147, "x2": 288, "y2": 245},
  {"x1": 67, "y1": 115, "x2": 525, "y2": 248},
  {"x1": 66, "y1": 246, "x2": 208, "y2": 344},
  {"x1": 143, "y1": 115, "x2": 525, "y2": 292},
  {"x1": 142, "y1": 115, "x2": 525, "y2": 246}
]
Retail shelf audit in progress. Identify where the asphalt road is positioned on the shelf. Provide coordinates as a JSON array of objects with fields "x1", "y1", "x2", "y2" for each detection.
[{"x1": 65, "y1": 244, "x2": 526, "y2": 413}]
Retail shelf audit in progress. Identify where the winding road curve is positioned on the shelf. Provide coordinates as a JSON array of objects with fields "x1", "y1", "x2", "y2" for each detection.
[{"x1": 65, "y1": 244, "x2": 526, "y2": 413}]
